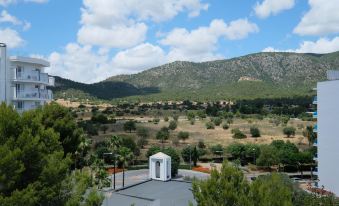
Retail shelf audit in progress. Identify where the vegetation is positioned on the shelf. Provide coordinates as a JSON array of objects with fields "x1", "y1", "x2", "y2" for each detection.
[
  {"x1": 283, "y1": 127, "x2": 296, "y2": 138},
  {"x1": 222, "y1": 123, "x2": 229, "y2": 130},
  {"x1": 156, "y1": 127, "x2": 170, "y2": 148},
  {"x1": 181, "y1": 146, "x2": 200, "y2": 167},
  {"x1": 192, "y1": 161, "x2": 337, "y2": 206},
  {"x1": 123, "y1": 120, "x2": 136, "y2": 133},
  {"x1": 250, "y1": 126, "x2": 261, "y2": 138},
  {"x1": 231, "y1": 128, "x2": 247, "y2": 139},
  {"x1": 168, "y1": 120, "x2": 177, "y2": 130},
  {"x1": 177, "y1": 131, "x2": 190, "y2": 142},
  {"x1": 0, "y1": 103, "x2": 103, "y2": 205},
  {"x1": 205, "y1": 122, "x2": 215, "y2": 129}
]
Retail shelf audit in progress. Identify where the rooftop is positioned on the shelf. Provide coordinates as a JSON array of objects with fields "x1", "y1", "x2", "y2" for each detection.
[
  {"x1": 10, "y1": 56, "x2": 50, "y2": 67},
  {"x1": 103, "y1": 180, "x2": 196, "y2": 206}
]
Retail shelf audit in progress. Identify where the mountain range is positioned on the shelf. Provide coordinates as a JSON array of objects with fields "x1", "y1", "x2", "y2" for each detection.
[{"x1": 52, "y1": 51, "x2": 339, "y2": 102}]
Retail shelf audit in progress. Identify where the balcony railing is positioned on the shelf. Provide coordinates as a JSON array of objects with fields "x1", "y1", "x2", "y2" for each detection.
[
  {"x1": 14, "y1": 71, "x2": 54, "y2": 86},
  {"x1": 14, "y1": 89, "x2": 53, "y2": 100}
]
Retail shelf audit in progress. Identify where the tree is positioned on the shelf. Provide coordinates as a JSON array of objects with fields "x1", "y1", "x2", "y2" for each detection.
[
  {"x1": 108, "y1": 135, "x2": 122, "y2": 190},
  {"x1": 181, "y1": 146, "x2": 199, "y2": 166},
  {"x1": 256, "y1": 145, "x2": 279, "y2": 168},
  {"x1": 91, "y1": 113, "x2": 108, "y2": 124},
  {"x1": 283, "y1": 127, "x2": 296, "y2": 138},
  {"x1": 177, "y1": 131, "x2": 189, "y2": 142},
  {"x1": 123, "y1": 120, "x2": 136, "y2": 133},
  {"x1": 187, "y1": 111, "x2": 195, "y2": 120},
  {"x1": 100, "y1": 125, "x2": 108, "y2": 134},
  {"x1": 222, "y1": 123, "x2": 229, "y2": 130},
  {"x1": 250, "y1": 127, "x2": 261, "y2": 138},
  {"x1": 192, "y1": 161, "x2": 250, "y2": 206},
  {"x1": 212, "y1": 117, "x2": 222, "y2": 126},
  {"x1": 205, "y1": 122, "x2": 215, "y2": 129},
  {"x1": 198, "y1": 140, "x2": 206, "y2": 149},
  {"x1": 210, "y1": 144, "x2": 224, "y2": 156},
  {"x1": 303, "y1": 125, "x2": 317, "y2": 146},
  {"x1": 119, "y1": 147, "x2": 133, "y2": 188},
  {"x1": 156, "y1": 127, "x2": 170, "y2": 149},
  {"x1": 249, "y1": 173, "x2": 293, "y2": 206},
  {"x1": 232, "y1": 128, "x2": 247, "y2": 139},
  {"x1": 227, "y1": 143, "x2": 246, "y2": 160},
  {"x1": 197, "y1": 110, "x2": 206, "y2": 119},
  {"x1": 168, "y1": 120, "x2": 177, "y2": 130}
]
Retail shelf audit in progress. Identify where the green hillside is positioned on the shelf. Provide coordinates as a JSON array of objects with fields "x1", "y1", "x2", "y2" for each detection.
[{"x1": 52, "y1": 51, "x2": 339, "y2": 102}]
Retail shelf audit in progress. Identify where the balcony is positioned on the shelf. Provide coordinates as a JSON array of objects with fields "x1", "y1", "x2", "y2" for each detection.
[
  {"x1": 13, "y1": 71, "x2": 54, "y2": 86},
  {"x1": 13, "y1": 89, "x2": 53, "y2": 101},
  {"x1": 312, "y1": 112, "x2": 317, "y2": 119},
  {"x1": 313, "y1": 96, "x2": 317, "y2": 105},
  {"x1": 313, "y1": 139, "x2": 317, "y2": 146},
  {"x1": 313, "y1": 124, "x2": 317, "y2": 133}
]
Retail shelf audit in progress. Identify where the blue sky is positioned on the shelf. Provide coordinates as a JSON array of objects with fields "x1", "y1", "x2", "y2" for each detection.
[{"x1": 1, "y1": 0, "x2": 339, "y2": 83}]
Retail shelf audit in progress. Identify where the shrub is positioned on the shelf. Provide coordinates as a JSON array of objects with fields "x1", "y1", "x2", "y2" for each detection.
[
  {"x1": 210, "y1": 144, "x2": 224, "y2": 155},
  {"x1": 123, "y1": 120, "x2": 136, "y2": 133},
  {"x1": 164, "y1": 116, "x2": 169, "y2": 122},
  {"x1": 190, "y1": 118, "x2": 195, "y2": 125},
  {"x1": 91, "y1": 113, "x2": 108, "y2": 124},
  {"x1": 198, "y1": 139, "x2": 206, "y2": 149},
  {"x1": 231, "y1": 128, "x2": 247, "y2": 139},
  {"x1": 222, "y1": 123, "x2": 229, "y2": 130},
  {"x1": 250, "y1": 127, "x2": 261, "y2": 137},
  {"x1": 172, "y1": 115, "x2": 179, "y2": 121},
  {"x1": 205, "y1": 122, "x2": 215, "y2": 129},
  {"x1": 168, "y1": 120, "x2": 177, "y2": 130},
  {"x1": 153, "y1": 118, "x2": 160, "y2": 124},
  {"x1": 177, "y1": 131, "x2": 189, "y2": 142},
  {"x1": 283, "y1": 127, "x2": 296, "y2": 138},
  {"x1": 181, "y1": 146, "x2": 200, "y2": 166},
  {"x1": 212, "y1": 117, "x2": 222, "y2": 126}
]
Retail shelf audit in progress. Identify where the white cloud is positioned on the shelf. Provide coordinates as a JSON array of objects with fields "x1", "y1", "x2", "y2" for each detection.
[
  {"x1": 77, "y1": 23, "x2": 148, "y2": 49},
  {"x1": 0, "y1": 28, "x2": 24, "y2": 48},
  {"x1": 78, "y1": 0, "x2": 208, "y2": 48},
  {"x1": 263, "y1": 36, "x2": 339, "y2": 53},
  {"x1": 0, "y1": 10, "x2": 21, "y2": 25},
  {"x1": 47, "y1": 43, "x2": 167, "y2": 83},
  {"x1": 112, "y1": 43, "x2": 166, "y2": 72},
  {"x1": 160, "y1": 18, "x2": 258, "y2": 62},
  {"x1": 294, "y1": 0, "x2": 339, "y2": 36},
  {"x1": 0, "y1": 0, "x2": 15, "y2": 6},
  {"x1": 24, "y1": 0, "x2": 48, "y2": 3},
  {"x1": 254, "y1": 0, "x2": 295, "y2": 19},
  {"x1": 0, "y1": 0, "x2": 48, "y2": 5}
]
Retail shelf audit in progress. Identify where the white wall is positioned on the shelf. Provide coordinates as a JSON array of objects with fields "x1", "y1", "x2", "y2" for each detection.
[{"x1": 318, "y1": 80, "x2": 339, "y2": 196}]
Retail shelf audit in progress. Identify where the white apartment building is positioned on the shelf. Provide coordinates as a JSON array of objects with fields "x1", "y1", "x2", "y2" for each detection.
[
  {"x1": 316, "y1": 70, "x2": 339, "y2": 196},
  {"x1": 0, "y1": 43, "x2": 54, "y2": 112}
]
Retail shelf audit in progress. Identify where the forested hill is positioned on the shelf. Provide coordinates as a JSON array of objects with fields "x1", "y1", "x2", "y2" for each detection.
[{"x1": 52, "y1": 51, "x2": 339, "y2": 101}]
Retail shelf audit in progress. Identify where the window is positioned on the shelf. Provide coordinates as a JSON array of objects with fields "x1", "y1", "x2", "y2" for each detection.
[
  {"x1": 156, "y1": 161, "x2": 160, "y2": 178},
  {"x1": 17, "y1": 101, "x2": 23, "y2": 109}
]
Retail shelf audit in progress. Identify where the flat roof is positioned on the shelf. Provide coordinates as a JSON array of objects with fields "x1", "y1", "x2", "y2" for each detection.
[
  {"x1": 103, "y1": 180, "x2": 196, "y2": 206},
  {"x1": 10, "y1": 56, "x2": 50, "y2": 67}
]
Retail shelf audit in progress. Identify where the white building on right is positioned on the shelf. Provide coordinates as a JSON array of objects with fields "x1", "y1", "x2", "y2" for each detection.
[{"x1": 316, "y1": 70, "x2": 339, "y2": 196}]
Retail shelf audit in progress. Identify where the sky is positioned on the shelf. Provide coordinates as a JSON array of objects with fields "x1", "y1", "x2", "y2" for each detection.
[{"x1": 1, "y1": 0, "x2": 339, "y2": 83}]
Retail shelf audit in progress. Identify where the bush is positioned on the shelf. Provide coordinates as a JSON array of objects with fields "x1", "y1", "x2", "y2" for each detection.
[
  {"x1": 283, "y1": 127, "x2": 296, "y2": 138},
  {"x1": 231, "y1": 128, "x2": 247, "y2": 139},
  {"x1": 198, "y1": 139, "x2": 206, "y2": 149},
  {"x1": 164, "y1": 116, "x2": 169, "y2": 122},
  {"x1": 181, "y1": 146, "x2": 199, "y2": 166},
  {"x1": 222, "y1": 123, "x2": 229, "y2": 130},
  {"x1": 172, "y1": 115, "x2": 179, "y2": 121},
  {"x1": 177, "y1": 131, "x2": 189, "y2": 142},
  {"x1": 123, "y1": 120, "x2": 136, "y2": 133},
  {"x1": 205, "y1": 122, "x2": 215, "y2": 129},
  {"x1": 190, "y1": 119, "x2": 195, "y2": 125},
  {"x1": 156, "y1": 127, "x2": 170, "y2": 143},
  {"x1": 210, "y1": 144, "x2": 224, "y2": 155},
  {"x1": 168, "y1": 120, "x2": 177, "y2": 130},
  {"x1": 91, "y1": 113, "x2": 108, "y2": 124},
  {"x1": 153, "y1": 118, "x2": 160, "y2": 124},
  {"x1": 250, "y1": 127, "x2": 261, "y2": 137},
  {"x1": 212, "y1": 117, "x2": 222, "y2": 126}
]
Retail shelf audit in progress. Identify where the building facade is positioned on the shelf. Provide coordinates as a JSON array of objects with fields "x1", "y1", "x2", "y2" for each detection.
[
  {"x1": 316, "y1": 70, "x2": 339, "y2": 196},
  {"x1": 0, "y1": 43, "x2": 54, "y2": 112}
]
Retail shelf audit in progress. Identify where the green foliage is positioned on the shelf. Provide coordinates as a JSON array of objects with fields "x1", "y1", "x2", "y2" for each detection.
[
  {"x1": 168, "y1": 120, "x2": 177, "y2": 130},
  {"x1": 231, "y1": 128, "x2": 247, "y2": 139},
  {"x1": 205, "y1": 122, "x2": 215, "y2": 129},
  {"x1": 190, "y1": 118, "x2": 195, "y2": 125},
  {"x1": 172, "y1": 115, "x2": 179, "y2": 121},
  {"x1": 164, "y1": 116, "x2": 169, "y2": 122},
  {"x1": 197, "y1": 110, "x2": 206, "y2": 119},
  {"x1": 187, "y1": 111, "x2": 196, "y2": 120},
  {"x1": 156, "y1": 127, "x2": 170, "y2": 143},
  {"x1": 153, "y1": 118, "x2": 160, "y2": 124},
  {"x1": 91, "y1": 113, "x2": 108, "y2": 124},
  {"x1": 84, "y1": 189, "x2": 104, "y2": 206},
  {"x1": 222, "y1": 123, "x2": 230, "y2": 130},
  {"x1": 212, "y1": 117, "x2": 222, "y2": 126},
  {"x1": 303, "y1": 125, "x2": 317, "y2": 146},
  {"x1": 146, "y1": 146, "x2": 180, "y2": 177},
  {"x1": 181, "y1": 146, "x2": 200, "y2": 166},
  {"x1": 0, "y1": 103, "x2": 93, "y2": 205},
  {"x1": 283, "y1": 127, "x2": 296, "y2": 138},
  {"x1": 123, "y1": 120, "x2": 136, "y2": 133},
  {"x1": 256, "y1": 145, "x2": 279, "y2": 167},
  {"x1": 177, "y1": 131, "x2": 189, "y2": 142},
  {"x1": 198, "y1": 140, "x2": 206, "y2": 149},
  {"x1": 100, "y1": 125, "x2": 109, "y2": 134},
  {"x1": 250, "y1": 126, "x2": 261, "y2": 137},
  {"x1": 210, "y1": 144, "x2": 224, "y2": 156}
]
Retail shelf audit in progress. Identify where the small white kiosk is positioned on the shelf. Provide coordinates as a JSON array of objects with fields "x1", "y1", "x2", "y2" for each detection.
[{"x1": 149, "y1": 152, "x2": 171, "y2": 181}]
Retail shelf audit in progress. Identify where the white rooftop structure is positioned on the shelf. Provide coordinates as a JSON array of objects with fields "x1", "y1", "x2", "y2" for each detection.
[{"x1": 149, "y1": 152, "x2": 171, "y2": 181}]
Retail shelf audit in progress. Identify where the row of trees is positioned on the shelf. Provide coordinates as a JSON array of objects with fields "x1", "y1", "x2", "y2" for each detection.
[{"x1": 192, "y1": 161, "x2": 338, "y2": 206}]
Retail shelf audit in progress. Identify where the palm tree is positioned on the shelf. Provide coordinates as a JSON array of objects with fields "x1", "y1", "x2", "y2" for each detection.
[
  {"x1": 90, "y1": 157, "x2": 108, "y2": 189},
  {"x1": 119, "y1": 147, "x2": 133, "y2": 188},
  {"x1": 77, "y1": 137, "x2": 91, "y2": 167},
  {"x1": 108, "y1": 135, "x2": 122, "y2": 189},
  {"x1": 303, "y1": 126, "x2": 317, "y2": 146}
]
